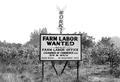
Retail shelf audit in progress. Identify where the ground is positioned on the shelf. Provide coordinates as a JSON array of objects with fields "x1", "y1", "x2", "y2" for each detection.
[{"x1": 0, "y1": 64, "x2": 120, "y2": 82}]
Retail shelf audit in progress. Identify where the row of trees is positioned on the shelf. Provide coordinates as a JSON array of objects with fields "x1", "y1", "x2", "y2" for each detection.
[
  {"x1": 91, "y1": 37, "x2": 120, "y2": 77},
  {"x1": 28, "y1": 28, "x2": 120, "y2": 74},
  {"x1": 0, "y1": 27, "x2": 120, "y2": 77}
]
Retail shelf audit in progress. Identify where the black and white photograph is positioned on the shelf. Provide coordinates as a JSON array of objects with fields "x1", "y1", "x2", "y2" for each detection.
[{"x1": 0, "y1": 0, "x2": 120, "y2": 82}]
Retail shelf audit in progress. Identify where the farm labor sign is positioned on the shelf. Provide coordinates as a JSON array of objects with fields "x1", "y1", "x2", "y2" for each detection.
[{"x1": 40, "y1": 34, "x2": 81, "y2": 60}]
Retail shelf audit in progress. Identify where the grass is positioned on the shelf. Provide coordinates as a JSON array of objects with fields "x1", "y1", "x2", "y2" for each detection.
[{"x1": 0, "y1": 64, "x2": 120, "y2": 82}]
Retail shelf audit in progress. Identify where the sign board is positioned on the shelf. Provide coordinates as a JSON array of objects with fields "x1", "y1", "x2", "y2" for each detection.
[{"x1": 40, "y1": 34, "x2": 82, "y2": 60}]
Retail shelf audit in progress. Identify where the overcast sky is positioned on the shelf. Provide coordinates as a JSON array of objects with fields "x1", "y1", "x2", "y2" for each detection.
[{"x1": 0, "y1": 0, "x2": 120, "y2": 44}]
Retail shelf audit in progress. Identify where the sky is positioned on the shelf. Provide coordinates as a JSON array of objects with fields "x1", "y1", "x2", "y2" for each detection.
[{"x1": 0, "y1": 0, "x2": 120, "y2": 44}]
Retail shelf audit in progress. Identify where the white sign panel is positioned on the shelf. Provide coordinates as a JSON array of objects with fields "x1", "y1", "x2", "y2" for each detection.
[{"x1": 40, "y1": 34, "x2": 82, "y2": 60}]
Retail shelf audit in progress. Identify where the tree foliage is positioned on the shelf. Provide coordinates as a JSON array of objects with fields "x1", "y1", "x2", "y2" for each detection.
[
  {"x1": 91, "y1": 37, "x2": 112, "y2": 64},
  {"x1": 68, "y1": 32, "x2": 95, "y2": 68},
  {"x1": 79, "y1": 32, "x2": 95, "y2": 50},
  {"x1": 26, "y1": 27, "x2": 47, "y2": 47},
  {"x1": 0, "y1": 40, "x2": 39, "y2": 73},
  {"x1": 91, "y1": 37, "x2": 120, "y2": 77}
]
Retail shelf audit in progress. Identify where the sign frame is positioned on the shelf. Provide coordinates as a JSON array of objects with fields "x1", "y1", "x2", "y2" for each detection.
[{"x1": 39, "y1": 34, "x2": 82, "y2": 61}]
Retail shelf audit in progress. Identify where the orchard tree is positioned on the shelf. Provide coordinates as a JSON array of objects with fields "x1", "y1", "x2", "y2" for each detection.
[
  {"x1": 91, "y1": 37, "x2": 120, "y2": 77},
  {"x1": 79, "y1": 32, "x2": 95, "y2": 65},
  {"x1": 68, "y1": 32, "x2": 95, "y2": 68},
  {"x1": 25, "y1": 27, "x2": 47, "y2": 47},
  {"x1": 91, "y1": 37, "x2": 114, "y2": 64},
  {"x1": 80, "y1": 32, "x2": 95, "y2": 50}
]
